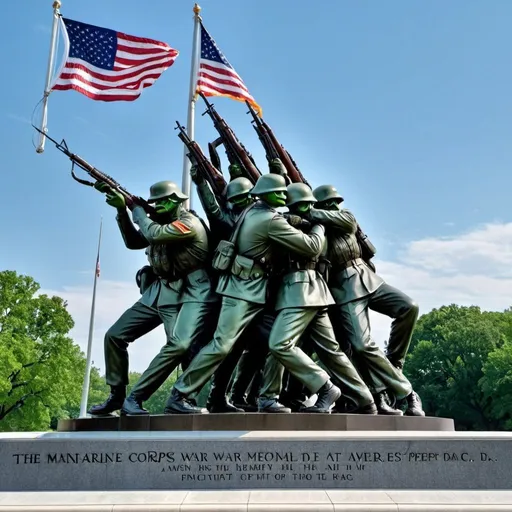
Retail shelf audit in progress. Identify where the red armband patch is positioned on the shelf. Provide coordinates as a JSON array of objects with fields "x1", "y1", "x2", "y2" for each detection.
[{"x1": 172, "y1": 220, "x2": 192, "y2": 234}]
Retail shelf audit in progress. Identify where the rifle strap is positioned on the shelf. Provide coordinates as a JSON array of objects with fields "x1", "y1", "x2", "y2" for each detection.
[{"x1": 228, "y1": 203, "x2": 257, "y2": 245}]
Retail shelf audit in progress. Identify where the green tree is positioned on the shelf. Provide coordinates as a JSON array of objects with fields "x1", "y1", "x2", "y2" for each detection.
[
  {"x1": 480, "y1": 341, "x2": 512, "y2": 430},
  {"x1": 405, "y1": 305, "x2": 504, "y2": 430},
  {"x1": 0, "y1": 271, "x2": 85, "y2": 431}
]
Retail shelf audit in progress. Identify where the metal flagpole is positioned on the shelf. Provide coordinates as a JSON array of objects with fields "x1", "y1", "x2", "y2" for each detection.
[
  {"x1": 79, "y1": 218, "x2": 103, "y2": 418},
  {"x1": 36, "y1": 0, "x2": 62, "y2": 154},
  {"x1": 180, "y1": 3, "x2": 202, "y2": 209}
]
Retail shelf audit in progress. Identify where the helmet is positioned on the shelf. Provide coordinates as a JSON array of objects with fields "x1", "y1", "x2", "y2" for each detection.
[
  {"x1": 251, "y1": 174, "x2": 287, "y2": 196},
  {"x1": 286, "y1": 183, "x2": 316, "y2": 207},
  {"x1": 226, "y1": 177, "x2": 253, "y2": 201},
  {"x1": 313, "y1": 184, "x2": 344, "y2": 204},
  {"x1": 147, "y1": 181, "x2": 188, "y2": 202}
]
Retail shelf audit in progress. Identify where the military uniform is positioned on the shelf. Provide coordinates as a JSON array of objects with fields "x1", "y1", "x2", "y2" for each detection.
[
  {"x1": 308, "y1": 186, "x2": 424, "y2": 415},
  {"x1": 259, "y1": 183, "x2": 375, "y2": 412},
  {"x1": 89, "y1": 181, "x2": 217, "y2": 416},
  {"x1": 167, "y1": 175, "x2": 333, "y2": 413},
  {"x1": 193, "y1": 176, "x2": 270, "y2": 412}
]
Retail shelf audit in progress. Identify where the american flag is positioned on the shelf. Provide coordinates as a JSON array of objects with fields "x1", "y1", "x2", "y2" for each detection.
[
  {"x1": 197, "y1": 22, "x2": 262, "y2": 116},
  {"x1": 95, "y1": 256, "x2": 101, "y2": 278},
  {"x1": 52, "y1": 17, "x2": 179, "y2": 102}
]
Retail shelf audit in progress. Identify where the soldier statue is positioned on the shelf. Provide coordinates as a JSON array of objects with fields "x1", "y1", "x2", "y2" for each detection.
[
  {"x1": 88, "y1": 180, "x2": 218, "y2": 416},
  {"x1": 308, "y1": 184, "x2": 424, "y2": 416},
  {"x1": 257, "y1": 183, "x2": 377, "y2": 414},
  {"x1": 191, "y1": 165, "x2": 269, "y2": 413},
  {"x1": 165, "y1": 173, "x2": 344, "y2": 414}
]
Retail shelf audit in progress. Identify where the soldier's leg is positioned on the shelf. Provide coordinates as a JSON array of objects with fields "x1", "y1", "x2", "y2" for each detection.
[
  {"x1": 231, "y1": 313, "x2": 273, "y2": 410},
  {"x1": 207, "y1": 336, "x2": 248, "y2": 413},
  {"x1": 180, "y1": 303, "x2": 220, "y2": 372},
  {"x1": 89, "y1": 302, "x2": 162, "y2": 416},
  {"x1": 167, "y1": 298, "x2": 262, "y2": 413},
  {"x1": 280, "y1": 336, "x2": 313, "y2": 411},
  {"x1": 307, "y1": 309, "x2": 375, "y2": 411},
  {"x1": 127, "y1": 301, "x2": 214, "y2": 405},
  {"x1": 337, "y1": 299, "x2": 413, "y2": 401},
  {"x1": 368, "y1": 283, "x2": 419, "y2": 369},
  {"x1": 262, "y1": 308, "x2": 330, "y2": 396}
]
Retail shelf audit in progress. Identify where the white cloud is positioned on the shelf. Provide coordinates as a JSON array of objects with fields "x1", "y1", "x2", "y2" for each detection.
[{"x1": 42, "y1": 222, "x2": 512, "y2": 375}]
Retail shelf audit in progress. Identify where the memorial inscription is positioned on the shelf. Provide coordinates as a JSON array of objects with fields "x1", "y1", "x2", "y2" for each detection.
[{"x1": 2, "y1": 437, "x2": 507, "y2": 491}]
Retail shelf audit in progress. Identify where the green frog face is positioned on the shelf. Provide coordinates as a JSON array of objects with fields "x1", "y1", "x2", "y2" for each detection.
[
  {"x1": 230, "y1": 194, "x2": 254, "y2": 209},
  {"x1": 317, "y1": 199, "x2": 341, "y2": 211},
  {"x1": 291, "y1": 201, "x2": 313, "y2": 214},
  {"x1": 262, "y1": 191, "x2": 287, "y2": 207},
  {"x1": 154, "y1": 195, "x2": 182, "y2": 214}
]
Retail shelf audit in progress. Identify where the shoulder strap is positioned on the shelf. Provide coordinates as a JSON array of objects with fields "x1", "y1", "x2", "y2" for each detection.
[{"x1": 228, "y1": 203, "x2": 257, "y2": 244}]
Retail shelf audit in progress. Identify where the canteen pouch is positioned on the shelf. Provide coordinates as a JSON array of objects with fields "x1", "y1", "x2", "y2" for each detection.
[
  {"x1": 210, "y1": 203, "x2": 257, "y2": 274},
  {"x1": 231, "y1": 255, "x2": 255, "y2": 280},
  {"x1": 211, "y1": 240, "x2": 236, "y2": 272}
]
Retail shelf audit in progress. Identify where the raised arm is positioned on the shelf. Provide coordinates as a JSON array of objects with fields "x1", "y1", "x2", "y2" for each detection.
[
  {"x1": 268, "y1": 214, "x2": 325, "y2": 258},
  {"x1": 131, "y1": 207, "x2": 196, "y2": 244},
  {"x1": 308, "y1": 208, "x2": 357, "y2": 234}
]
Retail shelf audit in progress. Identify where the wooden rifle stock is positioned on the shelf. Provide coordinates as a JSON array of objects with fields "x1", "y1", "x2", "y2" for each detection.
[
  {"x1": 199, "y1": 93, "x2": 261, "y2": 184},
  {"x1": 175, "y1": 121, "x2": 228, "y2": 205},
  {"x1": 244, "y1": 101, "x2": 311, "y2": 188}
]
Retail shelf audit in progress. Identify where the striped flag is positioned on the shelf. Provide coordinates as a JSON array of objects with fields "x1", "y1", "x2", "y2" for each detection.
[
  {"x1": 95, "y1": 256, "x2": 100, "y2": 278},
  {"x1": 52, "y1": 17, "x2": 179, "y2": 101},
  {"x1": 197, "y1": 22, "x2": 262, "y2": 116}
]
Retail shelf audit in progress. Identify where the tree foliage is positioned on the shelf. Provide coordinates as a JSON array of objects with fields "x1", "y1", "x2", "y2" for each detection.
[
  {"x1": 0, "y1": 271, "x2": 85, "y2": 431},
  {"x1": 405, "y1": 304, "x2": 512, "y2": 431}
]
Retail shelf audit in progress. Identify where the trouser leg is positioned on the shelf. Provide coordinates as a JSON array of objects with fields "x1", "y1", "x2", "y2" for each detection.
[
  {"x1": 180, "y1": 303, "x2": 220, "y2": 372},
  {"x1": 368, "y1": 283, "x2": 419, "y2": 369},
  {"x1": 105, "y1": 301, "x2": 163, "y2": 387},
  {"x1": 174, "y1": 298, "x2": 262, "y2": 396},
  {"x1": 261, "y1": 307, "x2": 329, "y2": 398},
  {"x1": 231, "y1": 312, "x2": 273, "y2": 401},
  {"x1": 208, "y1": 337, "x2": 247, "y2": 405},
  {"x1": 337, "y1": 298, "x2": 412, "y2": 399},
  {"x1": 308, "y1": 308, "x2": 374, "y2": 408},
  {"x1": 130, "y1": 301, "x2": 214, "y2": 400}
]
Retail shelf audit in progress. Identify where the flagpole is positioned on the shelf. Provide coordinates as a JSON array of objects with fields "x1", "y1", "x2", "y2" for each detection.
[
  {"x1": 181, "y1": 3, "x2": 202, "y2": 209},
  {"x1": 36, "y1": 1, "x2": 62, "y2": 154},
  {"x1": 79, "y1": 218, "x2": 103, "y2": 418}
]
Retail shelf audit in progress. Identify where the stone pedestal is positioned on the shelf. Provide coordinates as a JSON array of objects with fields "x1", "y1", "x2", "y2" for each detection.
[
  {"x1": 57, "y1": 412, "x2": 454, "y2": 432},
  {"x1": 1, "y1": 430, "x2": 511, "y2": 492}
]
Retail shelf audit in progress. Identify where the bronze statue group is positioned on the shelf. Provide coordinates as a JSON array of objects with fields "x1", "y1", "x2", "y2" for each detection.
[{"x1": 88, "y1": 97, "x2": 425, "y2": 418}]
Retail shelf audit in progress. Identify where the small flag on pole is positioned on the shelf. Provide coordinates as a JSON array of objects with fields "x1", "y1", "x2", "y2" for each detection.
[
  {"x1": 52, "y1": 18, "x2": 179, "y2": 101},
  {"x1": 197, "y1": 22, "x2": 262, "y2": 116},
  {"x1": 95, "y1": 257, "x2": 100, "y2": 278}
]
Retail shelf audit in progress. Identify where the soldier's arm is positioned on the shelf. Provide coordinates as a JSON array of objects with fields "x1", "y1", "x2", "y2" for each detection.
[
  {"x1": 268, "y1": 215, "x2": 325, "y2": 258},
  {"x1": 116, "y1": 209, "x2": 149, "y2": 250},
  {"x1": 131, "y1": 207, "x2": 196, "y2": 244},
  {"x1": 196, "y1": 180, "x2": 232, "y2": 227},
  {"x1": 308, "y1": 208, "x2": 357, "y2": 234}
]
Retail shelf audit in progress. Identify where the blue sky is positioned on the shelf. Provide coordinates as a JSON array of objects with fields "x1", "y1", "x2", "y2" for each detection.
[{"x1": 2, "y1": 0, "x2": 512, "y2": 372}]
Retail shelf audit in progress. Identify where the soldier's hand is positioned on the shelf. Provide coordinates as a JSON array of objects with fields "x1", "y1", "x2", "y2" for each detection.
[
  {"x1": 190, "y1": 165, "x2": 203, "y2": 184},
  {"x1": 94, "y1": 181, "x2": 112, "y2": 194},
  {"x1": 298, "y1": 218, "x2": 312, "y2": 231},
  {"x1": 228, "y1": 163, "x2": 243, "y2": 179},
  {"x1": 105, "y1": 189, "x2": 126, "y2": 210},
  {"x1": 269, "y1": 158, "x2": 286, "y2": 176},
  {"x1": 283, "y1": 213, "x2": 303, "y2": 228}
]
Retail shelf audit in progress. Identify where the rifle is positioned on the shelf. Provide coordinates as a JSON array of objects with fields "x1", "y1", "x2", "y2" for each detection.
[
  {"x1": 32, "y1": 126, "x2": 157, "y2": 216},
  {"x1": 198, "y1": 92, "x2": 261, "y2": 184},
  {"x1": 243, "y1": 107, "x2": 378, "y2": 271},
  {"x1": 245, "y1": 100, "x2": 310, "y2": 188},
  {"x1": 175, "y1": 121, "x2": 228, "y2": 206}
]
